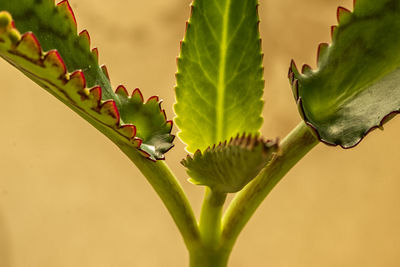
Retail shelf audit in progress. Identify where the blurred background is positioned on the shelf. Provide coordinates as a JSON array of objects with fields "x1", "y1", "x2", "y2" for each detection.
[{"x1": 1, "y1": 0, "x2": 400, "y2": 266}]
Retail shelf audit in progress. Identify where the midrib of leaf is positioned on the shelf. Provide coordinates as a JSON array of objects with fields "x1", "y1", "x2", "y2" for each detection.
[
  {"x1": 175, "y1": 0, "x2": 264, "y2": 153},
  {"x1": 216, "y1": 0, "x2": 231, "y2": 142}
]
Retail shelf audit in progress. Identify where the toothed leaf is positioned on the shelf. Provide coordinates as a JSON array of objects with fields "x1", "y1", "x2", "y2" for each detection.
[
  {"x1": 175, "y1": 0, "x2": 264, "y2": 153},
  {"x1": 181, "y1": 135, "x2": 278, "y2": 193},
  {"x1": 0, "y1": 1, "x2": 174, "y2": 160},
  {"x1": 116, "y1": 88, "x2": 174, "y2": 159},
  {"x1": 0, "y1": 0, "x2": 112, "y2": 97},
  {"x1": 289, "y1": 0, "x2": 400, "y2": 148}
]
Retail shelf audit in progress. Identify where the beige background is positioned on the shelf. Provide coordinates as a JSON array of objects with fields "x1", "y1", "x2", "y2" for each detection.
[{"x1": 1, "y1": 0, "x2": 400, "y2": 266}]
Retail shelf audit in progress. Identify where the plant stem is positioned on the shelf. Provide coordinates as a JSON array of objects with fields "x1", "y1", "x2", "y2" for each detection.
[
  {"x1": 221, "y1": 121, "x2": 319, "y2": 251},
  {"x1": 199, "y1": 187, "x2": 227, "y2": 248},
  {"x1": 119, "y1": 145, "x2": 201, "y2": 251},
  {"x1": 189, "y1": 248, "x2": 230, "y2": 267},
  {"x1": 188, "y1": 188, "x2": 228, "y2": 267}
]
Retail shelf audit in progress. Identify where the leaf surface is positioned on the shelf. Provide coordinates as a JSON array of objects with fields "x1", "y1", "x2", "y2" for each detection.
[
  {"x1": 175, "y1": 0, "x2": 264, "y2": 153},
  {"x1": 289, "y1": 0, "x2": 400, "y2": 147},
  {"x1": 0, "y1": 1, "x2": 174, "y2": 160},
  {"x1": 181, "y1": 135, "x2": 278, "y2": 193}
]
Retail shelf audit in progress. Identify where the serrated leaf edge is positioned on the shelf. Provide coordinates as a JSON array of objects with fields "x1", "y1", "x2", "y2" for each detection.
[
  {"x1": 287, "y1": 0, "x2": 398, "y2": 149},
  {"x1": 181, "y1": 133, "x2": 279, "y2": 166},
  {"x1": 181, "y1": 133, "x2": 279, "y2": 193},
  {"x1": 0, "y1": 3, "x2": 174, "y2": 161},
  {"x1": 174, "y1": 2, "x2": 265, "y2": 153}
]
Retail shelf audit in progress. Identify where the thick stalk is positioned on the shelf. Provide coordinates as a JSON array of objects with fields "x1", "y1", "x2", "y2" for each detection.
[
  {"x1": 221, "y1": 121, "x2": 319, "y2": 251},
  {"x1": 189, "y1": 248, "x2": 230, "y2": 267},
  {"x1": 199, "y1": 187, "x2": 227, "y2": 247},
  {"x1": 188, "y1": 188, "x2": 228, "y2": 267},
  {"x1": 119, "y1": 145, "x2": 201, "y2": 251}
]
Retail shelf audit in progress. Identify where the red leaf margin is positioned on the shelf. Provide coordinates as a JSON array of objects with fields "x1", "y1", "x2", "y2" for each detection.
[{"x1": 0, "y1": 1, "x2": 174, "y2": 161}]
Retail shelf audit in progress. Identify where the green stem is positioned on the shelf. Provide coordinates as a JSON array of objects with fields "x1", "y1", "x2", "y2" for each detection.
[
  {"x1": 199, "y1": 187, "x2": 227, "y2": 248},
  {"x1": 189, "y1": 248, "x2": 230, "y2": 267},
  {"x1": 119, "y1": 145, "x2": 201, "y2": 251},
  {"x1": 191, "y1": 187, "x2": 229, "y2": 267},
  {"x1": 221, "y1": 121, "x2": 319, "y2": 251}
]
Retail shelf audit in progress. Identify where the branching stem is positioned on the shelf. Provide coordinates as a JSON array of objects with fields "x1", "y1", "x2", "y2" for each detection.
[
  {"x1": 120, "y1": 121, "x2": 318, "y2": 266},
  {"x1": 119, "y1": 145, "x2": 201, "y2": 251},
  {"x1": 221, "y1": 121, "x2": 320, "y2": 252}
]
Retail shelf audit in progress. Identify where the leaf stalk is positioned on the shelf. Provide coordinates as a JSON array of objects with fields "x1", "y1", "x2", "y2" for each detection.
[{"x1": 119, "y1": 145, "x2": 201, "y2": 251}]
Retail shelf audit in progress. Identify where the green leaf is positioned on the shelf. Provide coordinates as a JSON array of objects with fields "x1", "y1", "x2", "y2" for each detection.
[
  {"x1": 0, "y1": 0, "x2": 112, "y2": 97},
  {"x1": 181, "y1": 135, "x2": 278, "y2": 193},
  {"x1": 289, "y1": 0, "x2": 400, "y2": 148},
  {"x1": 0, "y1": 1, "x2": 174, "y2": 160},
  {"x1": 175, "y1": 0, "x2": 264, "y2": 153}
]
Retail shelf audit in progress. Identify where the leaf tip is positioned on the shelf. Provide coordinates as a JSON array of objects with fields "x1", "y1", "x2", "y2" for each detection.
[
  {"x1": 146, "y1": 95, "x2": 159, "y2": 104},
  {"x1": 78, "y1": 29, "x2": 91, "y2": 48},
  {"x1": 289, "y1": 59, "x2": 299, "y2": 77},
  {"x1": 316, "y1": 43, "x2": 329, "y2": 67},
  {"x1": 100, "y1": 100, "x2": 120, "y2": 124},
  {"x1": 56, "y1": 0, "x2": 77, "y2": 30},
  {"x1": 89, "y1": 86, "x2": 102, "y2": 105},
  {"x1": 101, "y1": 64, "x2": 110, "y2": 81},
  {"x1": 132, "y1": 88, "x2": 144, "y2": 102},
  {"x1": 301, "y1": 64, "x2": 313, "y2": 75},
  {"x1": 69, "y1": 70, "x2": 86, "y2": 90},
  {"x1": 115, "y1": 85, "x2": 129, "y2": 97},
  {"x1": 120, "y1": 124, "x2": 137, "y2": 139},
  {"x1": 91, "y1": 47, "x2": 99, "y2": 63},
  {"x1": 16, "y1": 32, "x2": 42, "y2": 60},
  {"x1": 43, "y1": 50, "x2": 67, "y2": 77},
  {"x1": 166, "y1": 120, "x2": 173, "y2": 132},
  {"x1": 337, "y1": 6, "x2": 351, "y2": 24}
]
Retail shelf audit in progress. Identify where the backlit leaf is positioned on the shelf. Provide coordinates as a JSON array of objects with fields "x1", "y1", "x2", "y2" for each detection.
[{"x1": 175, "y1": 0, "x2": 264, "y2": 153}]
